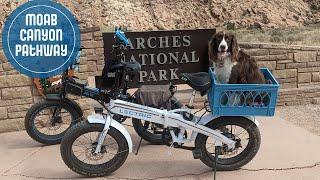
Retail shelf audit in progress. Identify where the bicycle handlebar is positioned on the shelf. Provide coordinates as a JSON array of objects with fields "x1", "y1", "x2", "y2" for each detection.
[{"x1": 115, "y1": 29, "x2": 129, "y2": 46}]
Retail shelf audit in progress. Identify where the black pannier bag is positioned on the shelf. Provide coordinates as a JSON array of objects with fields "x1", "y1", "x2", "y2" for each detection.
[
  {"x1": 134, "y1": 85, "x2": 172, "y2": 110},
  {"x1": 100, "y1": 60, "x2": 141, "y2": 89},
  {"x1": 101, "y1": 60, "x2": 120, "y2": 89},
  {"x1": 65, "y1": 78, "x2": 87, "y2": 96}
]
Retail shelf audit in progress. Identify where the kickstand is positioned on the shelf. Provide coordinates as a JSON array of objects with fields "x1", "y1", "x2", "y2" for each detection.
[
  {"x1": 214, "y1": 146, "x2": 221, "y2": 180},
  {"x1": 135, "y1": 137, "x2": 143, "y2": 155}
]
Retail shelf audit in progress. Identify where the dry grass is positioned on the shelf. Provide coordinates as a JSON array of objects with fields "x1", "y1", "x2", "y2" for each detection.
[{"x1": 224, "y1": 24, "x2": 320, "y2": 46}]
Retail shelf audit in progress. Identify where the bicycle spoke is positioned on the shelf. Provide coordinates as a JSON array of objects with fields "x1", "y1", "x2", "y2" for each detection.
[
  {"x1": 75, "y1": 151, "x2": 85, "y2": 158},
  {"x1": 236, "y1": 123, "x2": 253, "y2": 138},
  {"x1": 107, "y1": 149, "x2": 129, "y2": 156},
  {"x1": 82, "y1": 133, "x2": 93, "y2": 144},
  {"x1": 103, "y1": 141, "x2": 118, "y2": 147},
  {"x1": 71, "y1": 131, "x2": 125, "y2": 166},
  {"x1": 33, "y1": 106, "x2": 73, "y2": 136},
  {"x1": 73, "y1": 143, "x2": 91, "y2": 149}
]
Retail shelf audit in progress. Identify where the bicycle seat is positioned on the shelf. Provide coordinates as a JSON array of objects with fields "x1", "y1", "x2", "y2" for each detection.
[
  {"x1": 124, "y1": 61, "x2": 141, "y2": 73},
  {"x1": 180, "y1": 72, "x2": 211, "y2": 96}
]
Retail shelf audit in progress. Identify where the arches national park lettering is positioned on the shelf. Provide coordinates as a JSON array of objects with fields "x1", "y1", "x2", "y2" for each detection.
[
  {"x1": 15, "y1": 14, "x2": 67, "y2": 57},
  {"x1": 100, "y1": 29, "x2": 215, "y2": 88},
  {"x1": 126, "y1": 35, "x2": 199, "y2": 83}
]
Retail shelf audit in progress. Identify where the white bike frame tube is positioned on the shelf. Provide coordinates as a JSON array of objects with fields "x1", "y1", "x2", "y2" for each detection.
[{"x1": 109, "y1": 99, "x2": 236, "y2": 149}]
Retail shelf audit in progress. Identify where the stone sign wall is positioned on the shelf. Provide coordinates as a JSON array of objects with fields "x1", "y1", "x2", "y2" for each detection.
[
  {"x1": 99, "y1": 29, "x2": 213, "y2": 88},
  {"x1": 0, "y1": 27, "x2": 320, "y2": 132},
  {"x1": 241, "y1": 43, "x2": 320, "y2": 106}
]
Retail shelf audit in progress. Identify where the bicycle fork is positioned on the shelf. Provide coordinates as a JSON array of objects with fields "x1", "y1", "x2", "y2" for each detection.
[{"x1": 94, "y1": 114, "x2": 112, "y2": 154}]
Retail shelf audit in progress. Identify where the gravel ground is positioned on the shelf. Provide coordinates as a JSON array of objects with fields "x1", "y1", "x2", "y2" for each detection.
[{"x1": 276, "y1": 105, "x2": 320, "y2": 136}]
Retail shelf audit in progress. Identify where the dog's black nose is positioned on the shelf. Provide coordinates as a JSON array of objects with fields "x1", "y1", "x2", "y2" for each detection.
[{"x1": 220, "y1": 45, "x2": 226, "y2": 50}]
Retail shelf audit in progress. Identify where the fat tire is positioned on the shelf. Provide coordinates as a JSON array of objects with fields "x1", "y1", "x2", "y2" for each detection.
[
  {"x1": 195, "y1": 116, "x2": 261, "y2": 171},
  {"x1": 25, "y1": 100, "x2": 81, "y2": 145},
  {"x1": 60, "y1": 121, "x2": 129, "y2": 177},
  {"x1": 132, "y1": 118, "x2": 163, "y2": 145}
]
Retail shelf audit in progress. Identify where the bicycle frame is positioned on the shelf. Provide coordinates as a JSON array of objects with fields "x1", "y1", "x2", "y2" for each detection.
[
  {"x1": 88, "y1": 98, "x2": 238, "y2": 154},
  {"x1": 84, "y1": 27, "x2": 258, "y2": 155}
]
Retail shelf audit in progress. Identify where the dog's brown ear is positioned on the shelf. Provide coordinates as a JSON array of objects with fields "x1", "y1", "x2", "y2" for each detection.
[
  {"x1": 231, "y1": 34, "x2": 239, "y2": 62},
  {"x1": 208, "y1": 34, "x2": 218, "y2": 67}
]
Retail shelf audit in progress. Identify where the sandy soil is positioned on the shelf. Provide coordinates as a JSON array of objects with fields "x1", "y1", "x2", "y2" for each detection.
[{"x1": 276, "y1": 105, "x2": 320, "y2": 136}]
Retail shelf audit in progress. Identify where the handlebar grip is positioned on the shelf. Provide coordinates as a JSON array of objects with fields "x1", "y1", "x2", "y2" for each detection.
[{"x1": 115, "y1": 29, "x2": 129, "y2": 46}]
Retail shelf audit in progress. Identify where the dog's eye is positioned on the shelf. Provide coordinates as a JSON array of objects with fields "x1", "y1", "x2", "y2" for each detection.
[
  {"x1": 225, "y1": 36, "x2": 233, "y2": 44},
  {"x1": 224, "y1": 35, "x2": 230, "y2": 41},
  {"x1": 216, "y1": 37, "x2": 223, "y2": 43}
]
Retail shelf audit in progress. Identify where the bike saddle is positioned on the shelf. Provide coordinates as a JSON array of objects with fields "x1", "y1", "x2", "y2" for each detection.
[
  {"x1": 180, "y1": 72, "x2": 211, "y2": 96},
  {"x1": 123, "y1": 61, "x2": 141, "y2": 73}
]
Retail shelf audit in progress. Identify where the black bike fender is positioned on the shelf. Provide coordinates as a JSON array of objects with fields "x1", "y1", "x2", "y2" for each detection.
[
  {"x1": 63, "y1": 98, "x2": 84, "y2": 117},
  {"x1": 45, "y1": 94, "x2": 61, "y2": 101},
  {"x1": 45, "y1": 94, "x2": 84, "y2": 118}
]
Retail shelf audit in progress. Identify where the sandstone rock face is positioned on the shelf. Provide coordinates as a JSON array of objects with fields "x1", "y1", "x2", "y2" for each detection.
[{"x1": 0, "y1": 0, "x2": 319, "y2": 30}]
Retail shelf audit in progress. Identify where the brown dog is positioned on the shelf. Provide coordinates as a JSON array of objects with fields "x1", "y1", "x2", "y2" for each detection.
[
  {"x1": 208, "y1": 31, "x2": 266, "y2": 106},
  {"x1": 208, "y1": 31, "x2": 265, "y2": 84}
]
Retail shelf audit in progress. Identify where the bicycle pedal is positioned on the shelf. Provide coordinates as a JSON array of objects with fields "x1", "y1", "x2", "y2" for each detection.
[{"x1": 192, "y1": 149, "x2": 202, "y2": 159}]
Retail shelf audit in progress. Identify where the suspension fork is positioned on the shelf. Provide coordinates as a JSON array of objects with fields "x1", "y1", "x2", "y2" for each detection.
[
  {"x1": 51, "y1": 86, "x2": 65, "y2": 124},
  {"x1": 94, "y1": 114, "x2": 112, "y2": 154},
  {"x1": 50, "y1": 106, "x2": 62, "y2": 125},
  {"x1": 52, "y1": 107, "x2": 61, "y2": 117}
]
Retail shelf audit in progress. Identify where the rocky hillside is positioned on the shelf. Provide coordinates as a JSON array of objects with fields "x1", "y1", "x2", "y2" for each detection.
[{"x1": 0, "y1": 0, "x2": 319, "y2": 31}]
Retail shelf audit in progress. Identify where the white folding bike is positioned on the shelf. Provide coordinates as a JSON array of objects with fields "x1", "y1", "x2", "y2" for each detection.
[
  {"x1": 60, "y1": 70, "x2": 260, "y2": 178},
  {"x1": 60, "y1": 29, "x2": 261, "y2": 178}
]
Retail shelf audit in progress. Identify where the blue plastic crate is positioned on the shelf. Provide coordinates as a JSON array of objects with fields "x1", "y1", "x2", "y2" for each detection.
[{"x1": 207, "y1": 68, "x2": 280, "y2": 116}]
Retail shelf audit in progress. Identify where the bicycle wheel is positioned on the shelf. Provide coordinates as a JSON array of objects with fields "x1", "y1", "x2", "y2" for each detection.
[
  {"x1": 60, "y1": 121, "x2": 129, "y2": 177},
  {"x1": 25, "y1": 100, "x2": 81, "y2": 145},
  {"x1": 195, "y1": 116, "x2": 261, "y2": 170}
]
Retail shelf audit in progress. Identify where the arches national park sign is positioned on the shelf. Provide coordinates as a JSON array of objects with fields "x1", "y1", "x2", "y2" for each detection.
[{"x1": 99, "y1": 29, "x2": 215, "y2": 88}]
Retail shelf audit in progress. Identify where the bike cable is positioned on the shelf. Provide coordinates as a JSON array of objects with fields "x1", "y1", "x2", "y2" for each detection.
[{"x1": 195, "y1": 108, "x2": 208, "y2": 125}]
